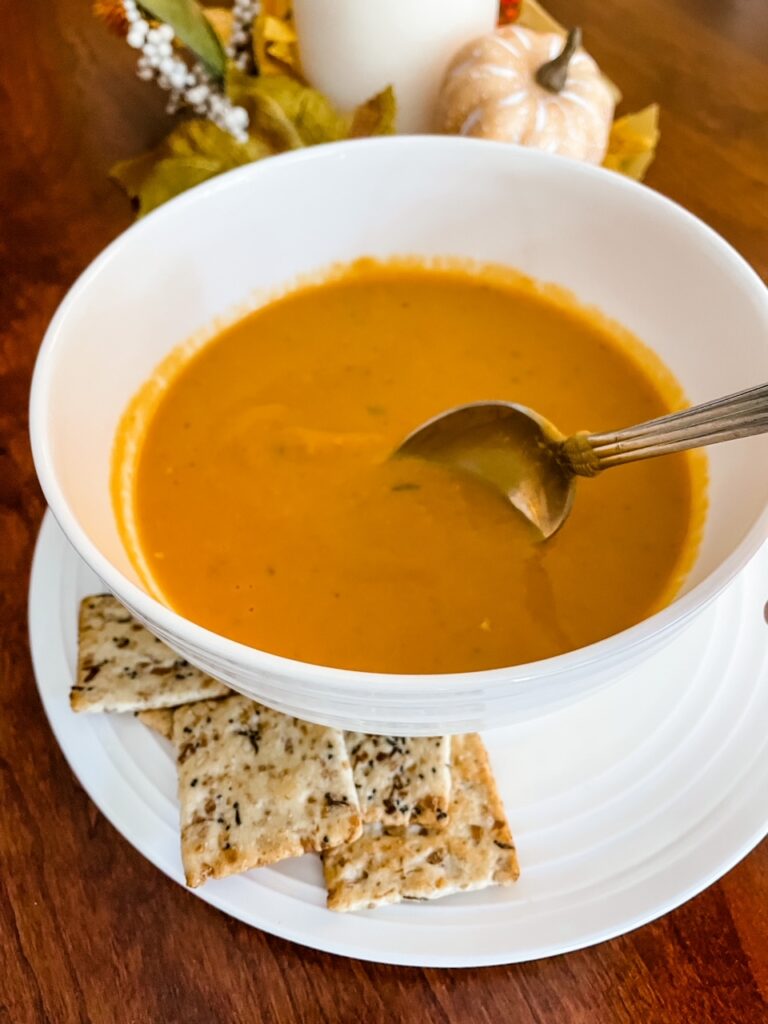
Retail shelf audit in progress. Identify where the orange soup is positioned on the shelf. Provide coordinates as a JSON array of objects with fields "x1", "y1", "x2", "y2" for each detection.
[{"x1": 115, "y1": 262, "x2": 704, "y2": 673}]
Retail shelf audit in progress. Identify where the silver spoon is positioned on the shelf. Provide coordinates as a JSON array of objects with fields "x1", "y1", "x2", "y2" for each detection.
[{"x1": 396, "y1": 382, "x2": 768, "y2": 539}]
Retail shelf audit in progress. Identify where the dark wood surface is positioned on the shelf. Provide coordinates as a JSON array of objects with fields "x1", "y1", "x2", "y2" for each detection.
[{"x1": 2, "y1": 1, "x2": 767, "y2": 1021}]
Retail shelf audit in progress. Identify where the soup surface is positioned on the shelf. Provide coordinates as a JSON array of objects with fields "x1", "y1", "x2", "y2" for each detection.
[{"x1": 116, "y1": 261, "x2": 703, "y2": 673}]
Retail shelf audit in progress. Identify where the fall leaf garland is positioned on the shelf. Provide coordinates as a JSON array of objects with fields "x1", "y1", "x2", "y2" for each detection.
[{"x1": 97, "y1": 0, "x2": 660, "y2": 219}]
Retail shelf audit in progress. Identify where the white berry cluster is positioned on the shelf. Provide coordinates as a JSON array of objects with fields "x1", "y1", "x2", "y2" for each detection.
[
  {"x1": 122, "y1": 0, "x2": 250, "y2": 142},
  {"x1": 228, "y1": 0, "x2": 260, "y2": 71}
]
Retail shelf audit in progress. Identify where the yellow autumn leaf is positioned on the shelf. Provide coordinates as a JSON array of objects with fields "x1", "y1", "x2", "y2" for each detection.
[
  {"x1": 258, "y1": 17, "x2": 297, "y2": 76},
  {"x1": 230, "y1": 71, "x2": 397, "y2": 146},
  {"x1": 349, "y1": 86, "x2": 397, "y2": 138},
  {"x1": 262, "y1": 13, "x2": 295, "y2": 43},
  {"x1": 517, "y1": 0, "x2": 561, "y2": 34},
  {"x1": 110, "y1": 117, "x2": 272, "y2": 216},
  {"x1": 228, "y1": 71, "x2": 348, "y2": 147},
  {"x1": 255, "y1": 0, "x2": 301, "y2": 78},
  {"x1": 204, "y1": 7, "x2": 233, "y2": 46},
  {"x1": 603, "y1": 104, "x2": 660, "y2": 181},
  {"x1": 133, "y1": 155, "x2": 223, "y2": 215}
]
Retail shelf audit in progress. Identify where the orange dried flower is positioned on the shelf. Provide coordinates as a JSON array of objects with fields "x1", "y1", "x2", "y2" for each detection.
[
  {"x1": 92, "y1": 0, "x2": 130, "y2": 36},
  {"x1": 498, "y1": 0, "x2": 522, "y2": 24}
]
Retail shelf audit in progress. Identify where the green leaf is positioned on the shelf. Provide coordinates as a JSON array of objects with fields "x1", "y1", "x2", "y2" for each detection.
[
  {"x1": 349, "y1": 86, "x2": 397, "y2": 138},
  {"x1": 139, "y1": 0, "x2": 227, "y2": 80}
]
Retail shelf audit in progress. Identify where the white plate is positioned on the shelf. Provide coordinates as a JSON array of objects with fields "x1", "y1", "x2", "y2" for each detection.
[{"x1": 29, "y1": 511, "x2": 768, "y2": 967}]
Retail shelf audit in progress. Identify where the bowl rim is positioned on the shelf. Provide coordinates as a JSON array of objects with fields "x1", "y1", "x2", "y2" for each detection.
[{"x1": 29, "y1": 135, "x2": 768, "y2": 693}]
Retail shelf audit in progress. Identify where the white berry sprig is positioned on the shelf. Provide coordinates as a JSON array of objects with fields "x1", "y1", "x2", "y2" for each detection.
[
  {"x1": 123, "y1": 0, "x2": 250, "y2": 142},
  {"x1": 228, "y1": 0, "x2": 260, "y2": 72}
]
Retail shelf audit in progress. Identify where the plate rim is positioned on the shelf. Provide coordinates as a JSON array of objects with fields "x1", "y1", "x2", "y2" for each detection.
[{"x1": 28, "y1": 510, "x2": 768, "y2": 967}]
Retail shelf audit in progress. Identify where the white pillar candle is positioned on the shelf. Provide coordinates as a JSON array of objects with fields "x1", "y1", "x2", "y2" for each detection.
[{"x1": 292, "y1": 0, "x2": 500, "y2": 134}]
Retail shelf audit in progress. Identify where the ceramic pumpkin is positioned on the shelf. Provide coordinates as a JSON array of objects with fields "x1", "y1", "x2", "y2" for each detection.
[{"x1": 437, "y1": 26, "x2": 615, "y2": 164}]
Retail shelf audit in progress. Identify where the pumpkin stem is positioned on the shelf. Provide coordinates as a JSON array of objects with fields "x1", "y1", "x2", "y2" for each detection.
[{"x1": 535, "y1": 27, "x2": 582, "y2": 94}]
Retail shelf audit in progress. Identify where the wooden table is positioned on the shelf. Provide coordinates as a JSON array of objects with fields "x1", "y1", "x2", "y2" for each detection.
[{"x1": 2, "y1": 1, "x2": 766, "y2": 1020}]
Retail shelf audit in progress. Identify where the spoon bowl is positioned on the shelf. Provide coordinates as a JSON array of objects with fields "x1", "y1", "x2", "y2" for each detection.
[{"x1": 397, "y1": 402, "x2": 575, "y2": 537}]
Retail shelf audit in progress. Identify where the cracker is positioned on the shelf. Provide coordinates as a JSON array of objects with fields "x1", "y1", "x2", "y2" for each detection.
[
  {"x1": 72, "y1": 595, "x2": 230, "y2": 712},
  {"x1": 137, "y1": 708, "x2": 175, "y2": 740},
  {"x1": 345, "y1": 733, "x2": 452, "y2": 827},
  {"x1": 173, "y1": 695, "x2": 362, "y2": 886},
  {"x1": 323, "y1": 734, "x2": 519, "y2": 911}
]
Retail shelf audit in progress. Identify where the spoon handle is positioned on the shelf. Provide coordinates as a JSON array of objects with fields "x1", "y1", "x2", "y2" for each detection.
[{"x1": 563, "y1": 382, "x2": 768, "y2": 475}]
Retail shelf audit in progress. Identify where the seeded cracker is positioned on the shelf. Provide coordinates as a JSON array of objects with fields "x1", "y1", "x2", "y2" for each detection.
[
  {"x1": 323, "y1": 734, "x2": 519, "y2": 911},
  {"x1": 345, "y1": 733, "x2": 452, "y2": 827},
  {"x1": 137, "y1": 708, "x2": 175, "y2": 740},
  {"x1": 174, "y1": 695, "x2": 362, "y2": 886},
  {"x1": 72, "y1": 595, "x2": 230, "y2": 712}
]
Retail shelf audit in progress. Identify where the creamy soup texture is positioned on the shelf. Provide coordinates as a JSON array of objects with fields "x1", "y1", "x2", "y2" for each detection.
[{"x1": 115, "y1": 261, "x2": 704, "y2": 673}]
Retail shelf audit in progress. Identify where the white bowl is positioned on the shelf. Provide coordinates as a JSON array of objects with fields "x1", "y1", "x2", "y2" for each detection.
[{"x1": 30, "y1": 137, "x2": 768, "y2": 734}]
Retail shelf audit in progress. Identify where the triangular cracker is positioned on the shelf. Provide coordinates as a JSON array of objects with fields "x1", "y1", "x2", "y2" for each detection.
[
  {"x1": 345, "y1": 733, "x2": 451, "y2": 827},
  {"x1": 323, "y1": 734, "x2": 519, "y2": 911},
  {"x1": 174, "y1": 695, "x2": 362, "y2": 886},
  {"x1": 136, "y1": 708, "x2": 175, "y2": 740},
  {"x1": 72, "y1": 595, "x2": 230, "y2": 712}
]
